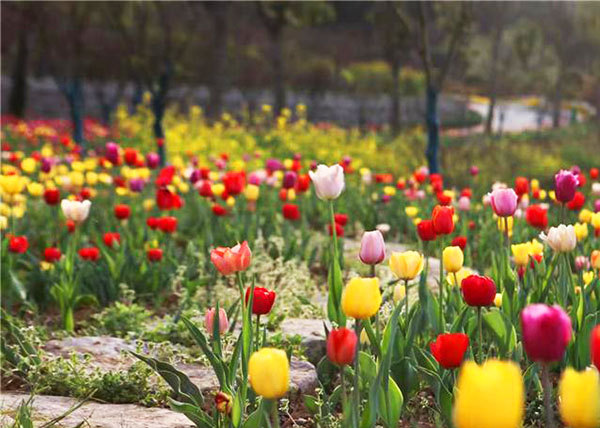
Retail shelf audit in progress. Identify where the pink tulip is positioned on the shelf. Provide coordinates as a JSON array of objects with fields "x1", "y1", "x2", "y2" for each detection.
[
  {"x1": 457, "y1": 196, "x2": 471, "y2": 212},
  {"x1": 105, "y1": 142, "x2": 120, "y2": 164},
  {"x1": 359, "y1": 230, "x2": 385, "y2": 265},
  {"x1": 489, "y1": 188, "x2": 518, "y2": 217},
  {"x1": 521, "y1": 304, "x2": 572, "y2": 363},
  {"x1": 555, "y1": 170, "x2": 579, "y2": 203},
  {"x1": 205, "y1": 307, "x2": 229, "y2": 335},
  {"x1": 210, "y1": 241, "x2": 252, "y2": 275}
]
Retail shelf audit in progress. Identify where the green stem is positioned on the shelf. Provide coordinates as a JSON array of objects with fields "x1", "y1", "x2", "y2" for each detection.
[
  {"x1": 439, "y1": 246, "x2": 444, "y2": 332},
  {"x1": 541, "y1": 363, "x2": 555, "y2": 428},
  {"x1": 477, "y1": 307, "x2": 483, "y2": 363},
  {"x1": 352, "y1": 320, "x2": 361, "y2": 428},
  {"x1": 255, "y1": 314, "x2": 261, "y2": 351},
  {"x1": 271, "y1": 399, "x2": 280, "y2": 428},
  {"x1": 64, "y1": 306, "x2": 74, "y2": 333},
  {"x1": 503, "y1": 216, "x2": 510, "y2": 249},
  {"x1": 404, "y1": 279, "x2": 410, "y2": 317},
  {"x1": 329, "y1": 200, "x2": 339, "y2": 261}
]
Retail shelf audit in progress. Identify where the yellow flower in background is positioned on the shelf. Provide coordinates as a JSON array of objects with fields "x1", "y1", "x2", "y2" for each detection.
[
  {"x1": 393, "y1": 284, "x2": 406, "y2": 304},
  {"x1": 447, "y1": 267, "x2": 475, "y2": 287},
  {"x1": 143, "y1": 199, "x2": 155, "y2": 211},
  {"x1": 511, "y1": 242, "x2": 531, "y2": 267},
  {"x1": 274, "y1": 170, "x2": 284, "y2": 182},
  {"x1": 539, "y1": 189, "x2": 547, "y2": 200},
  {"x1": 0, "y1": 215, "x2": 7, "y2": 230},
  {"x1": 580, "y1": 209, "x2": 593, "y2": 224},
  {"x1": 84, "y1": 158, "x2": 97, "y2": 170},
  {"x1": 69, "y1": 171, "x2": 84, "y2": 187},
  {"x1": 283, "y1": 159, "x2": 293, "y2": 170},
  {"x1": 287, "y1": 188, "x2": 297, "y2": 201},
  {"x1": 230, "y1": 160, "x2": 245, "y2": 171},
  {"x1": 592, "y1": 213, "x2": 600, "y2": 231},
  {"x1": 342, "y1": 277, "x2": 382, "y2": 320},
  {"x1": 0, "y1": 175, "x2": 26, "y2": 195},
  {"x1": 21, "y1": 157, "x2": 36, "y2": 174},
  {"x1": 27, "y1": 182, "x2": 44, "y2": 197},
  {"x1": 57, "y1": 165, "x2": 68, "y2": 175},
  {"x1": 413, "y1": 217, "x2": 422, "y2": 226},
  {"x1": 86, "y1": 172, "x2": 98, "y2": 186},
  {"x1": 584, "y1": 272, "x2": 595, "y2": 287},
  {"x1": 405, "y1": 206, "x2": 419, "y2": 218},
  {"x1": 71, "y1": 161, "x2": 85, "y2": 172},
  {"x1": 497, "y1": 216, "x2": 513, "y2": 237},
  {"x1": 383, "y1": 186, "x2": 396, "y2": 196},
  {"x1": 389, "y1": 251, "x2": 424, "y2": 280},
  {"x1": 178, "y1": 182, "x2": 190, "y2": 193},
  {"x1": 443, "y1": 246, "x2": 464, "y2": 273},
  {"x1": 226, "y1": 196, "x2": 235, "y2": 207},
  {"x1": 531, "y1": 179, "x2": 540, "y2": 192},
  {"x1": 212, "y1": 183, "x2": 225, "y2": 197},
  {"x1": 453, "y1": 360, "x2": 524, "y2": 428},
  {"x1": 574, "y1": 223, "x2": 589, "y2": 241},
  {"x1": 11, "y1": 205, "x2": 25, "y2": 218},
  {"x1": 494, "y1": 293, "x2": 503, "y2": 308},
  {"x1": 99, "y1": 173, "x2": 112, "y2": 184},
  {"x1": 0, "y1": 204, "x2": 11, "y2": 217},
  {"x1": 209, "y1": 171, "x2": 220, "y2": 181},
  {"x1": 244, "y1": 184, "x2": 260, "y2": 202},
  {"x1": 558, "y1": 367, "x2": 600, "y2": 428},
  {"x1": 529, "y1": 239, "x2": 544, "y2": 255},
  {"x1": 116, "y1": 187, "x2": 129, "y2": 196},
  {"x1": 41, "y1": 145, "x2": 54, "y2": 157},
  {"x1": 248, "y1": 348, "x2": 289, "y2": 399}
]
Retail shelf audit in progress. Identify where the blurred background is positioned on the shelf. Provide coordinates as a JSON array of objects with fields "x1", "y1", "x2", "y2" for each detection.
[{"x1": 1, "y1": 1, "x2": 599, "y2": 177}]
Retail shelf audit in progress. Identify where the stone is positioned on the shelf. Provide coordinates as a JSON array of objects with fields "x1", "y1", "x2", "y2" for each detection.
[
  {"x1": 280, "y1": 318, "x2": 327, "y2": 365},
  {"x1": 0, "y1": 392, "x2": 193, "y2": 428}
]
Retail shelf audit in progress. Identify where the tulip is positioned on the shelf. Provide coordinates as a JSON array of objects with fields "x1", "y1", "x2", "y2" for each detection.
[
  {"x1": 446, "y1": 267, "x2": 475, "y2": 287},
  {"x1": 326, "y1": 327, "x2": 357, "y2": 366},
  {"x1": 43, "y1": 188, "x2": 60, "y2": 205},
  {"x1": 558, "y1": 367, "x2": 600, "y2": 428},
  {"x1": 540, "y1": 224, "x2": 576, "y2": 253},
  {"x1": 44, "y1": 247, "x2": 62, "y2": 263},
  {"x1": 327, "y1": 222, "x2": 344, "y2": 237},
  {"x1": 511, "y1": 242, "x2": 531, "y2": 267},
  {"x1": 210, "y1": 241, "x2": 252, "y2": 275},
  {"x1": 244, "y1": 184, "x2": 260, "y2": 201},
  {"x1": 555, "y1": 169, "x2": 579, "y2": 203},
  {"x1": 521, "y1": 304, "x2": 572, "y2": 363},
  {"x1": 430, "y1": 333, "x2": 469, "y2": 369},
  {"x1": 61, "y1": 199, "x2": 91, "y2": 224},
  {"x1": 451, "y1": 236, "x2": 467, "y2": 251},
  {"x1": 432, "y1": 205, "x2": 454, "y2": 235},
  {"x1": 205, "y1": 307, "x2": 229, "y2": 336},
  {"x1": 8, "y1": 236, "x2": 28, "y2": 253},
  {"x1": 457, "y1": 196, "x2": 470, "y2": 212},
  {"x1": 334, "y1": 213, "x2": 348, "y2": 226},
  {"x1": 359, "y1": 230, "x2": 385, "y2": 265},
  {"x1": 103, "y1": 232, "x2": 121, "y2": 248},
  {"x1": 416, "y1": 219, "x2": 436, "y2": 241},
  {"x1": 282, "y1": 203, "x2": 300, "y2": 221},
  {"x1": 494, "y1": 293, "x2": 503, "y2": 308},
  {"x1": 147, "y1": 248, "x2": 163, "y2": 262},
  {"x1": 79, "y1": 247, "x2": 100, "y2": 261},
  {"x1": 393, "y1": 284, "x2": 406, "y2": 304},
  {"x1": 341, "y1": 277, "x2": 381, "y2": 320},
  {"x1": 114, "y1": 204, "x2": 131, "y2": 220},
  {"x1": 489, "y1": 188, "x2": 518, "y2": 217},
  {"x1": 567, "y1": 191, "x2": 586, "y2": 211},
  {"x1": 453, "y1": 360, "x2": 524, "y2": 428},
  {"x1": 282, "y1": 171, "x2": 297, "y2": 189},
  {"x1": 389, "y1": 251, "x2": 424, "y2": 280},
  {"x1": 245, "y1": 286, "x2": 276, "y2": 315},
  {"x1": 526, "y1": 204, "x2": 548, "y2": 230},
  {"x1": 591, "y1": 250, "x2": 600, "y2": 270},
  {"x1": 592, "y1": 325, "x2": 600, "y2": 371},
  {"x1": 461, "y1": 275, "x2": 496, "y2": 307},
  {"x1": 574, "y1": 223, "x2": 590, "y2": 242},
  {"x1": 575, "y1": 256, "x2": 590, "y2": 271},
  {"x1": 248, "y1": 348, "x2": 289, "y2": 399},
  {"x1": 158, "y1": 216, "x2": 177, "y2": 233},
  {"x1": 515, "y1": 177, "x2": 529, "y2": 197},
  {"x1": 443, "y1": 246, "x2": 463, "y2": 273},
  {"x1": 105, "y1": 142, "x2": 120, "y2": 164},
  {"x1": 146, "y1": 152, "x2": 160, "y2": 169},
  {"x1": 469, "y1": 165, "x2": 479, "y2": 176},
  {"x1": 214, "y1": 391, "x2": 232, "y2": 414},
  {"x1": 308, "y1": 164, "x2": 345, "y2": 200}
]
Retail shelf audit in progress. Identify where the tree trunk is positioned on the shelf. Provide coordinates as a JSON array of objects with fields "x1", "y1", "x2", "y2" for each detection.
[
  {"x1": 425, "y1": 85, "x2": 440, "y2": 174},
  {"x1": 68, "y1": 78, "x2": 85, "y2": 148},
  {"x1": 152, "y1": 62, "x2": 172, "y2": 166},
  {"x1": 271, "y1": 27, "x2": 285, "y2": 115},
  {"x1": 390, "y1": 57, "x2": 401, "y2": 135},
  {"x1": 131, "y1": 80, "x2": 144, "y2": 113},
  {"x1": 8, "y1": 25, "x2": 29, "y2": 118},
  {"x1": 485, "y1": 25, "x2": 502, "y2": 135},
  {"x1": 208, "y1": 3, "x2": 228, "y2": 119},
  {"x1": 552, "y1": 65, "x2": 563, "y2": 128}
]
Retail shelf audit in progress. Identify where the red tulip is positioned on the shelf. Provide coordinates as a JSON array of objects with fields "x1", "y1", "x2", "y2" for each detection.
[
  {"x1": 591, "y1": 325, "x2": 600, "y2": 371},
  {"x1": 212, "y1": 204, "x2": 227, "y2": 216},
  {"x1": 296, "y1": 174, "x2": 310, "y2": 193},
  {"x1": 430, "y1": 333, "x2": 469, "y2": 369},
  {"x1": 124, "y1": 148, "x2": 138, "y2": 166},
  {"x1": 146, "y1": 217, "x2": 159, "y2": 230},
  {"x1": 432, "y1": 205, "x2": 454, "y2": 235},
  {"x1": 245, "y1": 286, "x2": 276, "y2": 315},
  {"x1": 43, "y1": 188, "x2": 60, "y2": 205},
  {"x1": 114, "y1": 204, "x2": 131, "y2": 220},
  {"x1": 460, "y1": 274, "x2": 496, "y2": 307},
  {"x1": 198, "y1": 180, "x2": 213, "y2": 198},
  {"x1": 103, "y1": 232, "x2": 121, "y2": 248},
  {"x1": 66, "y1": 219, "x2": 76, "y2": 233},
  {"x1": 526, "y1": 204, "x2": 548, "y2": 230},
  {"x1": 327, "y1": 327, "x2": 358, "y2": 366},
  {"x1": 44, "y1": 247, "x2": 62, "y2": 262},
  {"x1": 515, "y1": 176, "x2": 529, "y2": 196},
  {"x1": 211, "y1": 241, "x2": 252, "y2": 275},
  {"x1": 590, "y1": 168, "x2": 599, "y2": 180},
  {"x1": 334, "y1": 213, "x2": 348, "y2": 226},
  {"x1": 223, "y1": 171, "x2": 245, "y2": 196},
  {"x1": 156, "y1": 187, "x2": 182, "y2": 210},
  {"x1": 158, "y1": 216, "x2": 178, "y2": 233},
  {"x1": 451, "y1": 236, "x2": 467, "y2": 251},
  {"x1": 8, "y1": 236, "x2": 28, "y2": 253},
  {"x1": 566, "y1": 191, "x2": 585, "y2": 211},
  {"x1": 147, "y1": 248, "x2": 163, "y2": 262},
  {"x1": 417, "y1": 219, "x2": 437, "y2": 241},
  {"x1": 436, "y1": 192, "x2": 452, "y2": 206},
  {"x1": 80, "y1": 188, "x2": 92, "y2": 200},
  {"x1": 328, "y1": 222, "x2": 344, "y2": 237},
  {"x1": 282, "y1": 203, "x2": 300, "y2": 221},
  {"x1": 79, "y1": 247, "x2": 100, "y2": 261}
]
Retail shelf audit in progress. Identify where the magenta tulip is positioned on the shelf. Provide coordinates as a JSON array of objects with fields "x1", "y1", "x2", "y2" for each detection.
[
  {"x1": 489, "y1": 188, "x2": 518, "y2": 217},
  {"x1": 359, "y1": 230, "x2": 385, "y2": 265},
  {"x1": 555, "y1": 170, "x2": 579, "y2": 203},
  {"x1": 521, "y1": 304, "x2": 572, "y2": 363}
]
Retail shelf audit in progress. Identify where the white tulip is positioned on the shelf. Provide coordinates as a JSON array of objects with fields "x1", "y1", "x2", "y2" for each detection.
[
  {"x1": 539, "y1": 224, "x2": 576, "y2": 252},
  {"x1": 308, "y1": 164, "x2": 345, "y2": 200},
  {"x1": 61, "y1": 199, "x2": 91, "y2": 223},
  {"x1": 592, "y1": 182, "x2": 600, "y2": 196}
]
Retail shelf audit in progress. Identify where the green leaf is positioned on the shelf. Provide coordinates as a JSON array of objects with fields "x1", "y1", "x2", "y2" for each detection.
[
  {"x1": 168, "y1": 398, "x2": 213, "y2": 428},
  {"x1": 378, "y1": 376, "x2": 403, "y2": 428},
  {"x1": 483, "y1": 309, "x2": 516, "y2": 357},
  {"x1": 327, "y1": 256, "x2": 346, "y2": 326}
]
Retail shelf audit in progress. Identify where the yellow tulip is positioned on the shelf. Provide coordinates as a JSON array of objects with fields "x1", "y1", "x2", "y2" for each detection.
[
  {"x1": 592, "y1": 213, "x2": 600, "y2": 231},
  {"x1": 531, "y1": 179, "x2": 540, "y2": 192},
  {"x1": 453, "y1": 360, "x2": 524, "y2": 428},
  {"x1": 383, "y1": 186, "x2": 396, "y2": 196},
  {"x1": 0, "y1": 175, "x2": 26, "y2": 195},
  {"x1": 143, "y1": 199, "x2": 155, "y2": 211},
  {"x1": 494, "y1": 293, "x2": 503, "y2": 308},
  {"x1": 287, "y1": 188, "x2": 297, "y2": 201},
  {"x1": 584, "y1": 272, "x2": 595, "y2": 287},
  {"x1": 226, "y1": 196, "x2": 235, "y2": 207},
  {"x1": 71, "y1": 161, "x2": 85, "y2": 172},
  {"x1": 580, "y1": 209, "x2": 594, "y2": 224},
  {"x1": 574, "y1": 223, "x2": 589, "y2": 241},
  {"x1": 0, "y1": 215, "x2": 7, "y2": 230},
  {"x1": 21, "y1": 158, "x2": 36, "y2": 174},
  {"x1": 389, "y1": 251, "x2": 424, "y2": 281},
  {"x1": 341, "y1": 277, "x2": 382, "y2": 320},
  {"x1": 446, "y1": 267, "x2": 474, "y2": 287},
  {"x1": 283, "y1": 159, "x2": 293, "y2": 170},
  {"x1": 511, "y1": 242, "x2": 531, "y2": 267},
  {"x1": 244, "y1": 184, "x2": 260, "y2": 202},
  {"x1": 360, "y1": 329, "x2": 370, "y2": 345},
  {"x1": 443, "y1": 246, "x2": 464, "y2": 273},
  {"x1": 559, "y1": 367, "x2": 600, "y2": 428},
  {"x1": 86, "y1": 172, "x2": 98, "y2": 186},
  {"x1": 405, "y1": 206, "x2": 419, "y2": 218},
  {"x1": 529, "y1": 239, "x2": 544, "y2": 255},
  {"x1": 27, "y1": 182, "x2": 44, "y2": 197},
  {"x1": 248, "y1": 348, "x2": 289, "y2": 399},
  {"x1": 539, "y1": 189, "x2": 547, "y2": 200},
  {"x1": 212, "y1": 183, "x2": 225, "y2": 197},
  {"x1": 393, "y1": 284, "x2": 406, "y2": 304},
  {"x1": 69, "y1": 171, "x2": 84, "y2": 187}
]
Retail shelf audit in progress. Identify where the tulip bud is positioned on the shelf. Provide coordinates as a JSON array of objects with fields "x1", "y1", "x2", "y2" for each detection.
[
  {"x1": 558, "y1": 367, "x2": 600, "y2": 428},
  {"x1": 555, "y1": 170, "x2": 579, "y2": 203},
  {"x1": 443, "y1": 246, "x2": 464, "y2": 273},
  {"x1": 494, "y1": 293, "x2": 503, "y2": 308},
  {"x1": 416, "y1": 219, "x2": 436, "y2": 241},
  {"x1": 359, "y1": 230, "x2": 385, "y2": 265},
  {"x1": 432, "y1": 205, "x2": 454, "y2": 235},
  {"x1": 389, "y1": 251, "x2": 424, "y2": 280},
  {"x1": 341, "y1": 277, "x2": 382, "y2": 320},
  {"x1": 248, "y1": 348, "x2": 289, "y2": 399},
  {"x1": 521, "y1": 304, "x2": 572, "y2": 363},
  {"x1": 326, "y1": 327, "x2": 357, "y2": 366},
  {"x1": 105, "y1": 142, "x2": 120, "y2": 164},
  {"x1": 245, "y1": 286, "x2": 276, "y2": 315},
  {"x1": 460, "y1": 274, "x2": 496, "y2": 307},
  {"x1": 308, "y1": 164, "x2": 345, "y2": 200},
  {"x1": 430, "y1": 333, "x2": 469, "y2": 369},
  {"x1": 457, "y1": 196, "x2": 471, "y2": 212},
  {"x1": 489, "y1": 188, "x2": 518, "y2": 217},
  {"x1": 61, "y1": 199, "x2": 91, "y2": 224},
  {"x1": 215, "y1": 391, "x2": 232, "y2": 414},
  {"x1": 575, "y1": 256, "x2": 590, "y2": 272},
  {"x1": 205, "y1": 307, "x2": 229, "y2": 336}
]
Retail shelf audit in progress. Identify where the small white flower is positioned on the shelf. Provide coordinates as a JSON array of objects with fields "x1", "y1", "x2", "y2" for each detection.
[
  {"x1": 592, "y1": 182, "x2": 600, "y2": 196},
  {"x1": 61, "y1": 199, "x2": 91, "y2": 223},
  {"x1": 539, "y1": 224, "x2": 576, "y2": 252}
]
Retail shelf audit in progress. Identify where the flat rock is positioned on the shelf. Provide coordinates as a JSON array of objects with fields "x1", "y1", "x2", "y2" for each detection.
[
  {"x1": 280, "y1": 318, "x2": 327, "y2": 365},
  {"x1": 0, "y1": 393, "x2": 193, "y2": 428}
]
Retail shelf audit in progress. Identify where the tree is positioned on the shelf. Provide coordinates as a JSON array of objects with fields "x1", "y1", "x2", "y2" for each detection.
[
  {"x1": 256, "y1": 1, "x2": 334, "y2": 116},
  {"x1": 204, "y1": 2, "x2": 230, "y2": 119}
]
